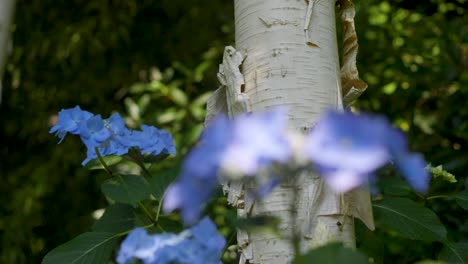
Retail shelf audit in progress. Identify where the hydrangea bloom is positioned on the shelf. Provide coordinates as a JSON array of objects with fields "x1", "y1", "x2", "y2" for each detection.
[
  {"x1": 49, "y1": 106, "x2": 93, "y2": 143},
  {"x1": 116, "y1": 217, "x2": 225, "y2": 264},
  {"x1": 164, "y1": 109, "x2": 292, "y2": 224},
  {"x1": 79, "y1": 115, "x2": 112, "y2": 148},
  {"x1": 305, "y1": 110, "x2": 429, "y2": 193},
  {"x1": 131, "y1": 125, "x2": 176, "y2": 156},
  {"x1": 222, "y1": 109, "x2": 291, "y2": 175},
  {"x1": 50, "y1": 106, "x2": 175, "y2": 165}
]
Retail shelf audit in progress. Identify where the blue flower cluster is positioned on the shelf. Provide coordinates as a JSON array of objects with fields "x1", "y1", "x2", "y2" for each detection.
[
  {"x1": 116, "y1": 217, "x2": 225, "y2": 264},
  {"x1": 305, "y1": 110, "x2": 429, "y2": 193},
  {"x1": 163, "y1": 109, "x2": 291, "y2": 224},
  {"x1": 50, "y1": 106, "x2": 176, "y2": 165},
  {"x1": 164, "y1": 108, "x2": 430, "y2": 224}
]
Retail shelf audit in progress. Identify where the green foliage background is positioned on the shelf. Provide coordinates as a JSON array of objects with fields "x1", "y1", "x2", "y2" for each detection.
[{"x1": 0, "y1": 0, "x2": 465, "y2": 263}]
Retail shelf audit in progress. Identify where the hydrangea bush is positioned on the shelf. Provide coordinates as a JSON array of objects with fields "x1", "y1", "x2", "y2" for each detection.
[{"x1": 42, "y1": 106, "x2": 465, "y2": 264}]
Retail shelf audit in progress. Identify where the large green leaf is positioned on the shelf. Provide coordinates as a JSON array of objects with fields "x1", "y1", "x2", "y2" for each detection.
[
  {"x1": 373, "y1": 198, "x2": 447, "y2": 241},
  {"x1": 92, "y1": 203, "x2": 136, "y2": 233},
  {"x1": 455, "y1": 190, "x2": 468, "y2": 211},
  {"x1": 42, "y1": 232, "x2": 118, "y2": 264},
  {"x1": 438, "y1": 242, "x2": 468, "y2": 263},
  {"x1": 101, "y1": 174, "x2": 151, "y2": 207},
  {"x1": 295, "y1": 242, "x2": 368, "y2": 264},
  {"x1": 380, "y1": 178, "x2": 411, "y2": 196},
  {"x1": 148, "y1": 169, "x2": 178, "y2": 200}
]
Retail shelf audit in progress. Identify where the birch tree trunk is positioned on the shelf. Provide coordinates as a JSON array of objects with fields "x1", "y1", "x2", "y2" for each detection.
[
  {"x1": 0, "y1": 0, "x2": 15, "y2": 103},
  {"x1": 207, "y1": 1, "x2": 374, "y2": 263}
]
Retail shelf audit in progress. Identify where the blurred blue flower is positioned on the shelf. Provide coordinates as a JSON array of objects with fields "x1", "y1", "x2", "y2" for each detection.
[
  {"x1": 222, "y1": 109, "x2": 291, "y2": 175},
  {"x1": 305, "y1": 110, "x2": 429, "y2": 193},
  {"x1": 49, "y1": 106, "x2": 93, "y2": 143},
  {"x1": 393, "y1": 153, "x2": 428, "y2": 193},
  {"x1": 116, "y1": 217, "x2": 225, "y2": 264},
  {"x1": 164, "y1": 109, "x2": 291, "y2": 224},
  {"x1": 164, "y1": 116, "x2": 232, "y2": 224}
]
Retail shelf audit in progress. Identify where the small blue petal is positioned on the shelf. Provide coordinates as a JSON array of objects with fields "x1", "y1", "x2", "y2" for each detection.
[{"x1": 49, "y1": 106, "x2": 93, "y2": 143}]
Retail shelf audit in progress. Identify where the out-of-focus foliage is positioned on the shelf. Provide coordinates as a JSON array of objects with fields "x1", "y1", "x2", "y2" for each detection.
[
  {"x1": 0, "y1": 0, "x2": 465, "y2": 263},
  {"x1": 0, "y1": 1, "x2": 233, "y2": 263},
  {"x1": 354, "y1": 0, "x2": 467, "y2": 262}
]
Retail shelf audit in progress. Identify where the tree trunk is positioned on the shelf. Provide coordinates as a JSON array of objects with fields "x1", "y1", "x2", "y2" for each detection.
[
  {"x1": 207, "y1": 0, "x2": 374, "y2": 263},
  {"x1": 0, "y1": 0, "x2": 15, "y2": 103}
]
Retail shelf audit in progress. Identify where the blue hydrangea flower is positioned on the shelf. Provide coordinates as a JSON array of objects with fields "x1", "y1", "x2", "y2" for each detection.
[
  {"x1": 49, "y1": 106, "x2": 93, "y2": 143},
  {"x1": 50, "y1": 107, "x2": 176, "y2": 165},
  {"x1": 79, "y1": 115, "x2": 112, "y2": 148},
  {"x1": 105, "y1": 113, "x2": 135, "y2": 156},
  {"x1": 305, "y1": 110, "x2": 429, "y2": 193},
  {"x1": 164, "y1": 109, "x2": 292, "y2": 224},
  {"x1": 116, "y1": 217, "x2": 225, "y2": 264},
  {"x1": 131, "y1": 125, "x2": 176, "y2": 156}
]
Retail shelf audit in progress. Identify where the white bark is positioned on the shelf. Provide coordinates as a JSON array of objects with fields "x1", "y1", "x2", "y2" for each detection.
[
  {"x1": 0, "y1": 0, "x2": 15, "y2": 103},
  {"x1": 206, "y1": 1, "x2": 374, "y2": 263},
  {"x1": 232, "y1": 1, "x2": 373, "y2": 263}
]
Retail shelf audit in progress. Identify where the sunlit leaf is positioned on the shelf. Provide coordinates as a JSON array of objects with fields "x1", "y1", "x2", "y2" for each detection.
[
  {"x1": 427, "y1": 164, "x2": 457, "y2": 183},
  {"x1": 169, "y1": 87, "x2": 188, "y2": 106},
  {"x1": 124, "y1": 97, "x2": 140, "y2": 120},
  {"x1": 84, "y1": 155, "x2": 123, "y2": 170}
]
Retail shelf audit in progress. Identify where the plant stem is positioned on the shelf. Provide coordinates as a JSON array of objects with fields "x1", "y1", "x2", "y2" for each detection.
[
  {"x1": 155, "y1": 196, "x2": 164, "y2": 221},
  {"x1": 426, "y1": 195, "x2": 451, "y2": 200},
  {"x1": 138, "y1": 201, "x2": 155, "y2": 222},
  {"x1": 290, "y1": 170, "x2": 302, "y2": 259},
  {"x1": 95, "y1": 147, "x2": 113, "y2": 176}
]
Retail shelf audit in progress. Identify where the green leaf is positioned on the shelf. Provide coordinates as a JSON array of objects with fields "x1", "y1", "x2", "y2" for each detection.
[
  {"x1": 148, "y1": 169, "x2": 178, "y2": 200},
  {"x1": 373, "y1": 198, "x2": 447, "y2": 241},
  {"x1": 438, "y1": 242, "x2": 468, "y2": 263},
  {"x1": 101, "y1": 174, "x2": 151, "y2": 207},
  {"x1": 92, "y1": 203, "x2": 135, "y2": 233},
  {"x1": 84, "y1": 155, "x2": 123, "y2": 170},
  {"x1": 42, "y1": 232, "x2": 118, "y2": 264},
  {"x1": 124, "y1": 97, "x2": 141, "y2": 120},
  {"x1": 191, "y1": 92, "x2": 212, "y2": 107},
  {"x1": 380, "y1": 178, "x2": 411, "y2": 196},
  {"x1": 454, "y1": 190, "x2": 468, "y2": 211},
  {"x1": 157, "y1": 215, "x2": 184, "y2": 233},
  {"x1": 295, "y1": 242, "x2": 369, "y2": 264},
  {"x1": 169, "y1": 87, "x2": 188, "y2": 106}
]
